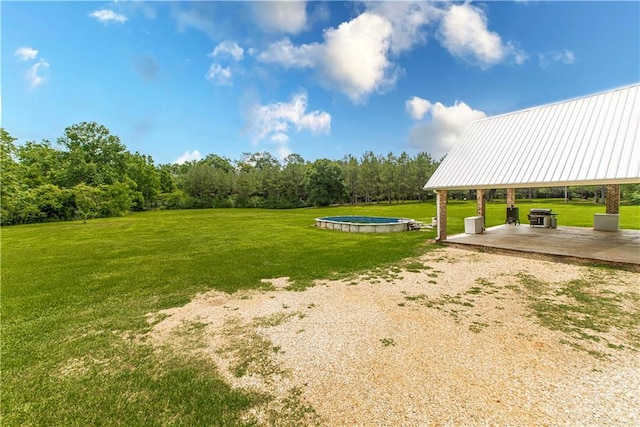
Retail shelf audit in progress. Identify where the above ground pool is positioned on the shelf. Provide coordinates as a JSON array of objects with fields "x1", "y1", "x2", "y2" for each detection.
[{"x1": 315, "y1": 216, "x2": 416, "y2": 233}]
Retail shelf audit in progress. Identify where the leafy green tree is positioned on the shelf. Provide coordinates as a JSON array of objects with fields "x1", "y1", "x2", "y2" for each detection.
[
  {"x1": 100, "y1": 180, "x2": 136, "y2": 217},
  {"x1": 280, "y1": 153, "x2": 307, "y2": 207},
  {"x1": 16, "y1": 139, "x2": 62, "y2": 187},
  {"x1": 57, "y1": 122, "x2": 127, "y2": 187},
  {"x1": 180, "y1": 158, "x2": 233, "y2": 208},
  {"x1": 202, "y1": 154, "x2": 234, "y2": 173},
  {"x1": 72, "y1": 183, "x2": 102, "y2": 222},
  {"x1": 11, "y1": 190, "x2": 40, "y2": 224},
  {"x1": 622, "y1": 183, "x2": 640, "y2": 204},
  {"x1": 410, "y1": 152, "x2": 437, "y2": 201},
  {"x1": 232, "y1": 153, "x2": 259, "y2": 207},
  {"x1": 248, "y1": 152, "x2": 281, "y2": 205},
  {"x1": 3, "y1": 119, "x2": 455, "y2": 222},
  {"x1": 126, "y1": 152, "x2": 160, "y2": 210},
  {"x1": 32, "y1": 184, "x2": 74, "y2": 221},
  {"x1": 158, "y1": 164, "x2": 177, "y2": 194},
  {"x1": 202, "y1": 155, "x2": 234, "y2": 207},
  {"x1": 305, "y1": 159, "x2": 345, "y2": 207},
  {"x1": 340, "y1": 154, "x2": 360, "y2": 204},
  {"x1": 396, "y1": 152, "x2": 411, "y2": 202},
  {"x1": 359, "y1": 151, "x2": 380, "y2": 203},
  {"x1": 380, "y1": 152, "x2": 398, "y2": 203},
  {"x1": 157, "y1": 189, "x2": 190, "y2": 209},
  {"x1": 1, "y1": 129, "x2": 23, "y2": 224}
]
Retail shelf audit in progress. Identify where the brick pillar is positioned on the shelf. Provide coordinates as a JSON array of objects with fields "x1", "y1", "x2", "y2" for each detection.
[
  {"x1": 605, "y1": 184, "x2": 620, "y2": 214},
  {"x1": 506, "y1": 188, "x2": 516, "y2": 207},
  {"x1": 436, "y1": 190, "x2": 447, "y2": 241},
  {"x1": 476, "y1": 189, "x2": 485, "y2": 217},
  {"x1": 476, "y1": 189, "x2": 485, "y2": 230}
]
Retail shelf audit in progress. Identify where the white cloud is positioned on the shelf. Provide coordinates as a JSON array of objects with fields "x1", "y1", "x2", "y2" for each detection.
[
  {"x1": 366, "y1": 1, "x2": 438, "y2": 54},
  {"x1": 553, "y1": 49, "x2": 576, "y2": 64},
  {"x1": 406, "y1": 96, "x2": 431, "y2": 121},
  {"x1": 14, "y1": 46, "x2": 49, "y2": 89},
  {"x1": 90, "y1": 9, "x2": 128, "y2": 24},
  {"x1": 255, "y1": 3, "x2": 435, "y2": 104},
  {"x1": 539, "y1": 49, "x2": 576, "y2": 68},
  {"x1": 26, "y1": 59, "x2": 50, "y2": 90},
  {"x1": 437, "y1": 3, "x2": 526, "y2": 69},
  {"x1": 173, "y1": 150, "x2": 202, "y2": 165},
  {"x1": 210, "y1": 41, "x2": 244, "y2": 62},
  {"x1": 207, "y1": 41, "x2": 244, "y2": 86},
  {"x1": 258, "y1": 38, "x2": 317, "y2": 68},
  {"x1": 258, "y1": 12, "x2": 396, "y2": 104},
  {"x1": 15, "y1": 47, "x2": 38, "y2": 61},
  {"x1": 512, "y1": 44, "x2": 529, "y2": 65},
  {"x1": 205, "y1": 64, "x2": 232, "y2": 86},
  {"x1": 257, "y1": 3, "x2": 524, "y2": 103},
  {"x1": 554, "y1": 49, "x2": 575, "y2": 64},
  {"x1": 249, "y1": 92, "x2": 330, "y2": 158},
  {"x1": 252, "y1": 1, "x2": 307, "y2": 35},
  {"x1": 318, "y1": 12, "x2": 396, "y2": 104},
  {"x1": 407, "y1": 99, "x2": 486, "y2": 158}
]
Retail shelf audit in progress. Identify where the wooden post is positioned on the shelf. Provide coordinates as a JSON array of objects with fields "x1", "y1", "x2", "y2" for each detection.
[
  {"x1": 476, "y1": 189, "x2": 485, "y2": 230},
  {"x1": 436, "y1": 190, "x2": 447, "y2": 241},
  {"x1": 605, "y1": 184, "x2": 620, "y2": 214}
]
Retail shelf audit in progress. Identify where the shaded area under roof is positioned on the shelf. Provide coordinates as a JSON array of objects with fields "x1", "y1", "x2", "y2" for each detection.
[{"x1": 424, "y1": 83, "x2": 640, "y2": 191}]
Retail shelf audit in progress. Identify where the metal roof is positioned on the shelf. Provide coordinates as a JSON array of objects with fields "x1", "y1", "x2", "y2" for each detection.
[{"x1": 424, "y1": 83, "x2": 640, "y2": 190}]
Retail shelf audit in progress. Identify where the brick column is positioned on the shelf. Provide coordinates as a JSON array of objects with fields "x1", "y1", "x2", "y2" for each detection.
[
  {"x1": 476, "y1": 189, "x2": 485, "y2": 217},
  {"x1": 506, "y1": 188, "x2": 516, "y2": 207},
  {"x1": 605, "y1": 184, "x2": 620, "y2": 214},
  {"x1": 436, "y1": 190, "x2": 447, "y2": 241},
  {"x1": 476, "y1": 189, "x2": 485, "y2": 230}
]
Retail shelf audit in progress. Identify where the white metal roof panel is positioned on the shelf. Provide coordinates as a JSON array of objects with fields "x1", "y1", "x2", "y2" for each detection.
[{"x1": 424, "y1": 83, "x2": 640, "y2": 190}]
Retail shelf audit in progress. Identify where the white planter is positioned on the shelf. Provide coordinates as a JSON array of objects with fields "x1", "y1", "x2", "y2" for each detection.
[
  {"x1": 593, "y1": 213, "x2": 619, "y2": 231},
  {"x1": 464, "y1": 216, "x2": 484, "y2": 234}
]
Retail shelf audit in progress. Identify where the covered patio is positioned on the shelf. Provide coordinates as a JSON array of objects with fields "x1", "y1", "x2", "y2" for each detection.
[
  {"x1": 424, "y1": 83, "x2": 640, "y2": 265},
  {"x1": 446, "y1": 225, "x2": 640, "y2": 265}
]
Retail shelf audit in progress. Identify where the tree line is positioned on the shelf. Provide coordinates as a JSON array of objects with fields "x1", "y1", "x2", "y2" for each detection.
[
  {"x1": 1, "y1": 122, "x2": 441, "y2": 225},
  {"x1": 6, "y1": 121, "x2": 635, "y2": 226}
]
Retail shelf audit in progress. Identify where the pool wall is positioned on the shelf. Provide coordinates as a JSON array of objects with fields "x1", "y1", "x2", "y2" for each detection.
[{"x1": 315, "y1": 216, "x2": 414, "y2": 233}]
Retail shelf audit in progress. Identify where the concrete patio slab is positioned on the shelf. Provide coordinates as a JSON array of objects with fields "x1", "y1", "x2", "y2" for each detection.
[{"x1": 444, "y1": 225, "x2": 640, "y2": 265}]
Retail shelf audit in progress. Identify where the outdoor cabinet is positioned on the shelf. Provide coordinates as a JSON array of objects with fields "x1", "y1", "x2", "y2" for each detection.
[
  {"x1": 464, "y1": 216, "x2": 484, "y2": 234},
  {"x1": 594, "y1": 214, "x2": 619, "y2": 231}
]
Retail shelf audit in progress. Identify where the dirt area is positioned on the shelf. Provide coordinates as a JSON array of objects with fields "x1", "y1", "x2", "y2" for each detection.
[{"x1": 144, "y1": 247, "x2": 640, "y2": 426}]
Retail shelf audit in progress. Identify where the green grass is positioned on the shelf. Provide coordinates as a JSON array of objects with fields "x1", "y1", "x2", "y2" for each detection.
[
  {"x1": 1, "y1": 205, "x2": 433, "y2": 426},
  {"x1": 516, "y1": 272, "x2": 640, "y2": 357},
  {"x1": 2, "y1": 200, "x2": 638, "y2": 425}
]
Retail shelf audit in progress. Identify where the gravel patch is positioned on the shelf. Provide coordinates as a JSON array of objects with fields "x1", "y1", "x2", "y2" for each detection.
[{"x1": 145, "y1": 247, "x2": 640, "y2": 426}]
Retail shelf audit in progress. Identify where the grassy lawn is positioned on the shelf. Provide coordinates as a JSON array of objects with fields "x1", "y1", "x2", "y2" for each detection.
[{"x1": 2, "y1": 200, "x2": 638, "y2": 425}]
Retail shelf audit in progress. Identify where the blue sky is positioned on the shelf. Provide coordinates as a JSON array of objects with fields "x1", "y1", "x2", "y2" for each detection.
[{"x1": 3, "y1": 1, "x2": 639, "y2": 165}]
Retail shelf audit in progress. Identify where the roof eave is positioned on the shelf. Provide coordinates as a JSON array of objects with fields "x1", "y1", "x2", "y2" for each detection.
[{"x1": 424, "y1": 177, "x2": 640, "y2": 191}]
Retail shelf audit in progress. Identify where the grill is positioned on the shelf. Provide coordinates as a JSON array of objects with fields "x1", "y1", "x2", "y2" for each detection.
[{"x1": 527, "y1": 208, "x2": 557, "y2": 228}]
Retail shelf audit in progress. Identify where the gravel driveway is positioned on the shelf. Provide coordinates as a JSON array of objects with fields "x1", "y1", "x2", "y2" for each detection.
[{"x1": 146, "y1": 247, "x2": 640, "y2": 426}]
